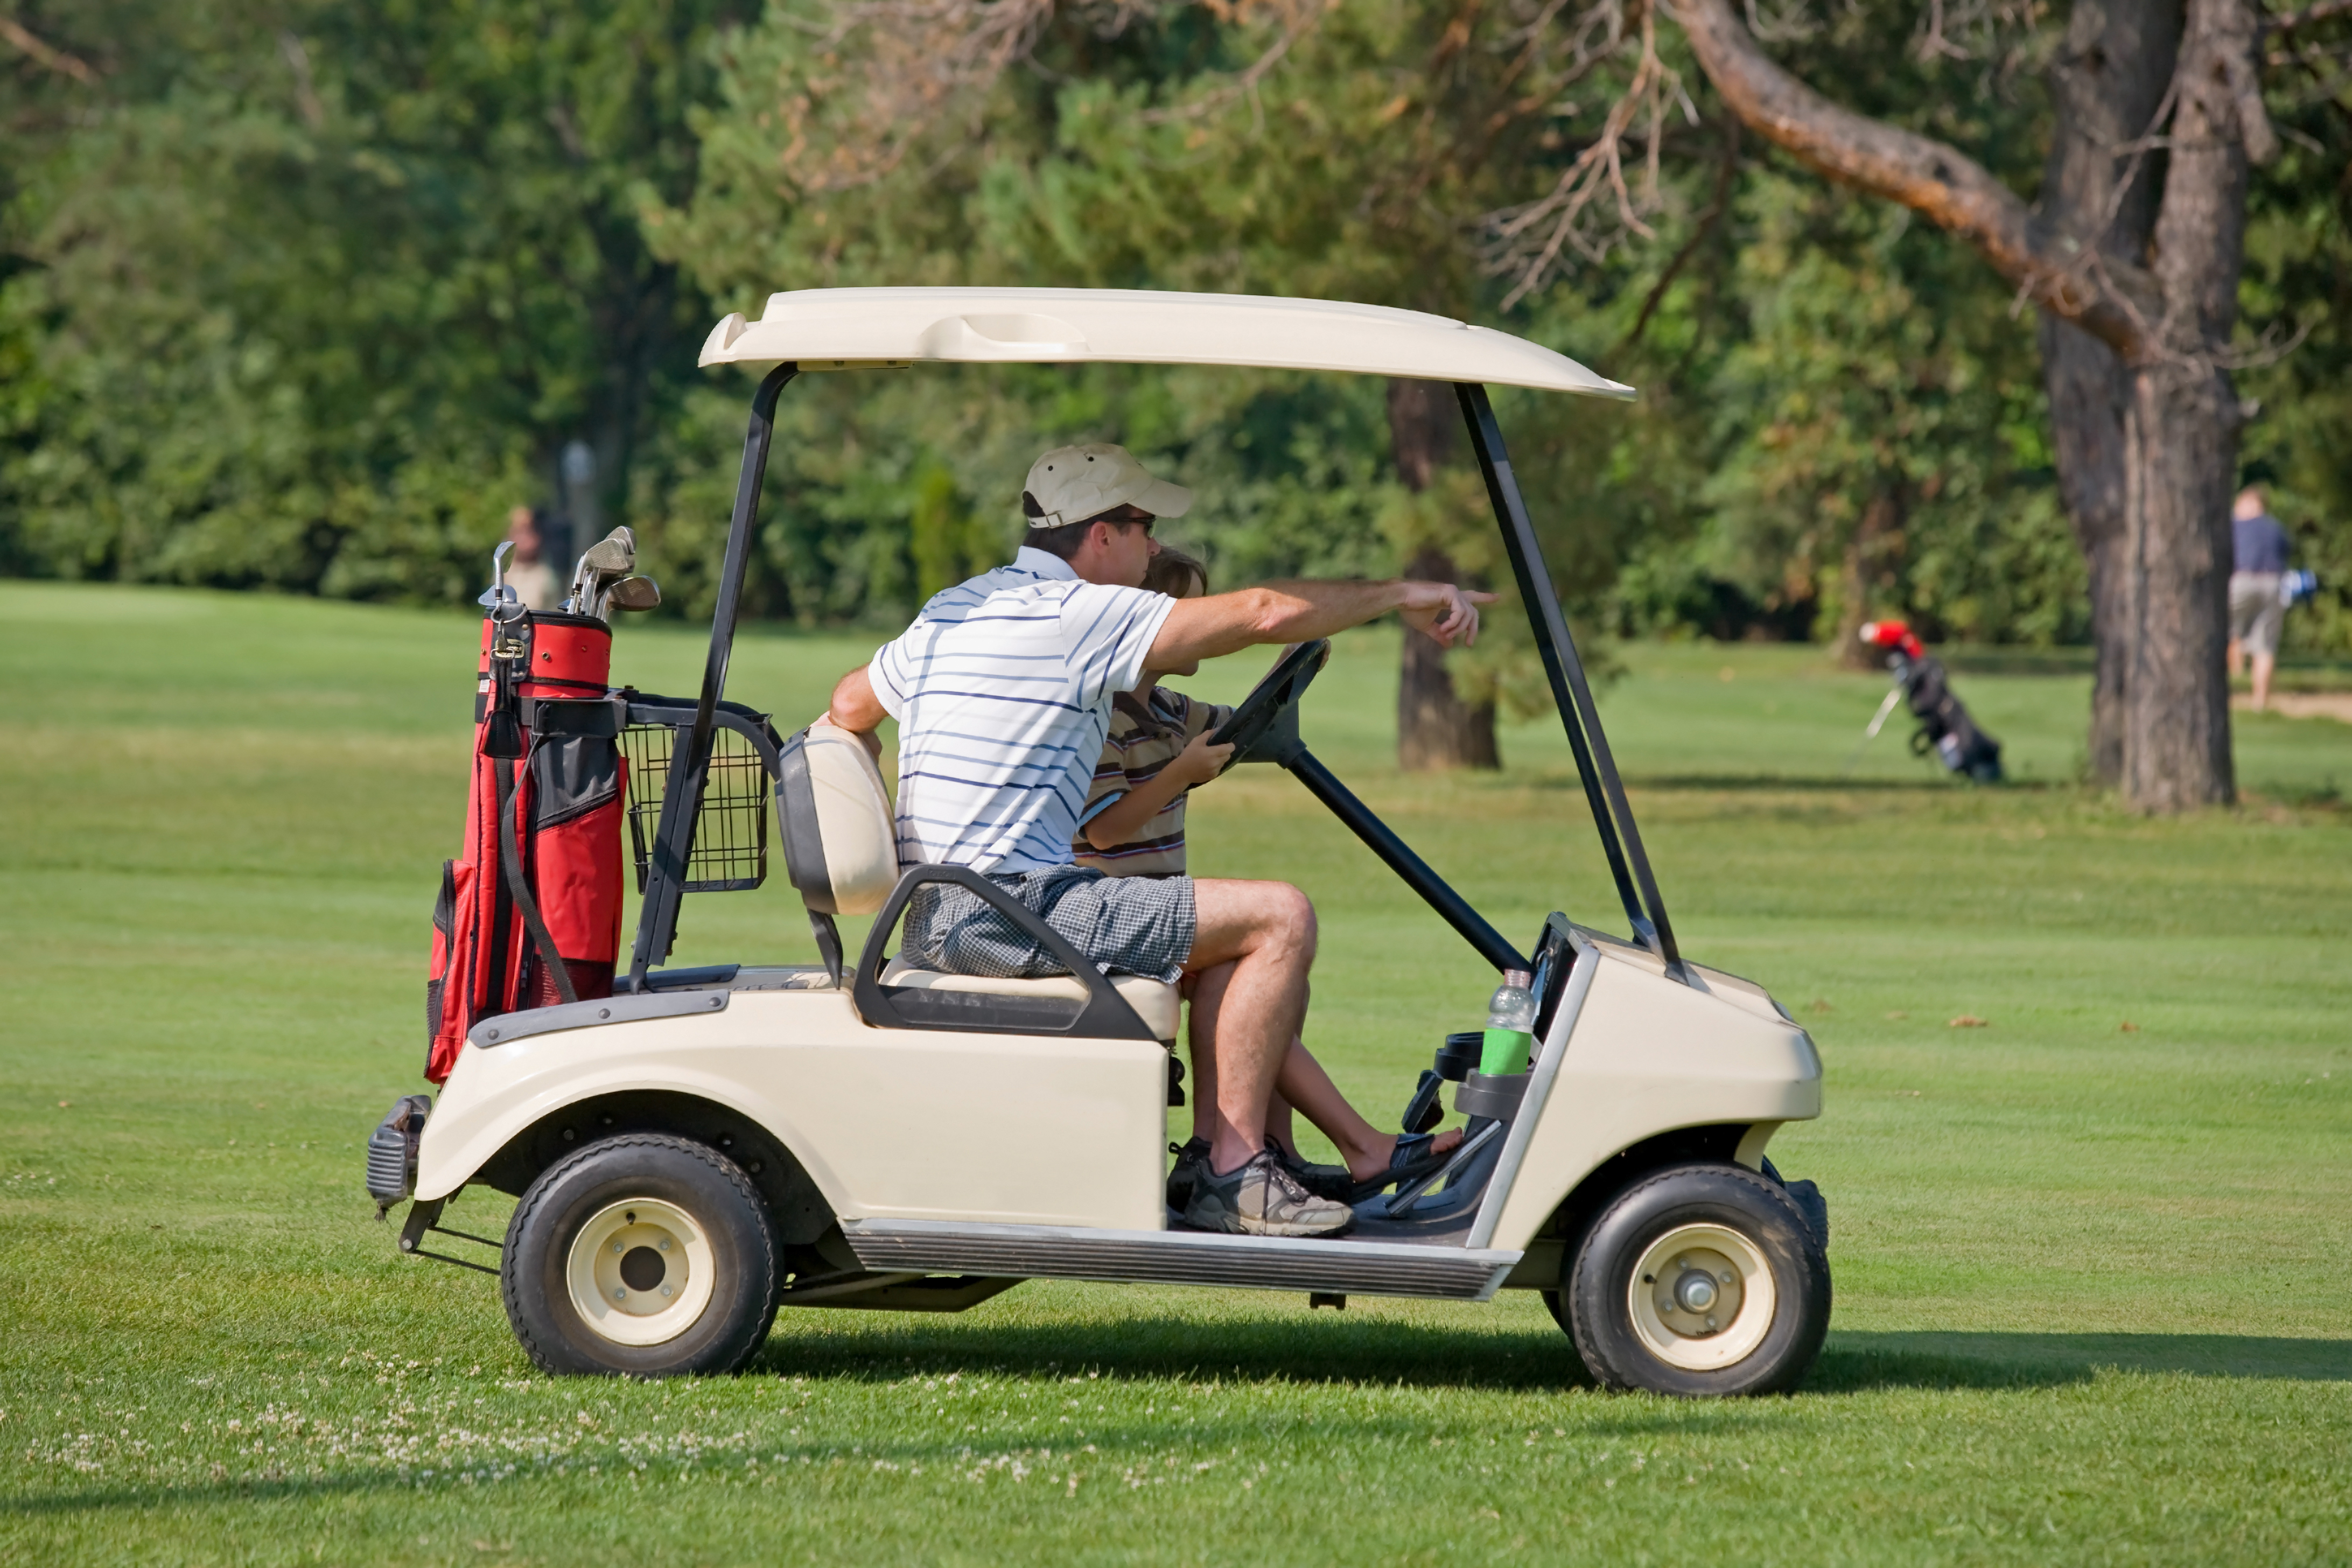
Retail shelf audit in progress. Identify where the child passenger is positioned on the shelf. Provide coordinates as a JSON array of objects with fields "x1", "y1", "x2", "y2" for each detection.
[{"x1": 1076, "y1": 547, "x2": 1461, "y2": 1210}]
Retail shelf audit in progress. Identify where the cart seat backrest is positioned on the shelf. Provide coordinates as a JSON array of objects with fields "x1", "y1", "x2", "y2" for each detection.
[{"x1": 778, "y1": 720, "x2": 900, "y2": 917}]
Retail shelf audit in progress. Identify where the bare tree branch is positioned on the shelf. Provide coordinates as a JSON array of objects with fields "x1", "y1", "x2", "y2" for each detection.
[
  {"x1": 1663, "y1": 0, "x2": 2160, "y2": 358},
  {"x1": 1617, "y1": 114, "x2": 1738, "y2": 351},
  {"x1": 0, "y1": 15, "x2": 97, "y2": 83},
  {"x1": 778, "y1": 0, "x2": 1061, "y2": 192},
  {"x1": 774, "y1": 0, "x2": 1335, "y2": 192},
  {"x1": 1481, "y1": 0, "x2": 1675, "y2": 305}
]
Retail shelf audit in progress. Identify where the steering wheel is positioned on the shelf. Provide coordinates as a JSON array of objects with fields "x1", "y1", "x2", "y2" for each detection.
[{"x1": 1206, "y1": 639, "x2": 1330, "y2": 772}]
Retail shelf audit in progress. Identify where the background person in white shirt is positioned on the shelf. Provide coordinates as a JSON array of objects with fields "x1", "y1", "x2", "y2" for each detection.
[{"x1": 827, "y1": 443, "x2": 1490, "y2": 1237}]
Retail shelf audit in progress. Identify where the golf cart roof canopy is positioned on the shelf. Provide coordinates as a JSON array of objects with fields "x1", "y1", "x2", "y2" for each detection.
[{"x1": 696, "y1": 287, "x2": 1635, "y2": 400}]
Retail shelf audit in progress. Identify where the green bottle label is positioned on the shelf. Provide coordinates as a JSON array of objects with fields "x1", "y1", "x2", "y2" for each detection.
[{"x1": 1479, "y1": 1026, "x2": 1532, "y2": 1077}]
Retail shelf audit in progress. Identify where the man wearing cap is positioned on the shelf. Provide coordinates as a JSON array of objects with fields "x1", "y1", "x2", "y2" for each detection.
[{"x1": 826, "y1": 443, "x2": 1490, "y2": 1238}]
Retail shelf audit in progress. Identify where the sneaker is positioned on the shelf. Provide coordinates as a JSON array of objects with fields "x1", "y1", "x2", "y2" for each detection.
[
  {"x1": 1182, "y1": 1147, "x2": 1354, "y2": 1238},
  {"x1": 1165, "y1": 1138, "x2": 1210, "y2": 1212},
  {"x1": 1268, "y1": 1141, "x2": 1355, "y2": 1203}
]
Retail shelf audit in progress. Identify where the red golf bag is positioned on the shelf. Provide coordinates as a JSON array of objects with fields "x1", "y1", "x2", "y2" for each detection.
[{"x1": 425, "y1": 607, "x2": 626, "y2": 1084}]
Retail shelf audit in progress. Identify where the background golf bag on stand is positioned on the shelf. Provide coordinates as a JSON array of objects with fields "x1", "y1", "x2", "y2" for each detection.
[
  {"x1": 1859, "y1": 620, "x2": 2003, "y2": 783},
  {"x1": 424, "y1": 596, "x2": 625, "y2": 1086}
]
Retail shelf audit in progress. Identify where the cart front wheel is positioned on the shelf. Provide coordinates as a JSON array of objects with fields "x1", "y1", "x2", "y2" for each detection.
[
  {"x1": 1563, "y1": 1161, "x2": 1829, "y2": 1397},
  {"x1": 503, "y1": 1134, "x2": 778, "y2": 1376}
]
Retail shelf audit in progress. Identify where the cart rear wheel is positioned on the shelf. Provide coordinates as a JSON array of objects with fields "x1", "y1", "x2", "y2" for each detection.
[
  {"x1": 503, "y1": 1133, "x2": 778, "y2": 1377},
  {"x1": 1562, "y1": 1161, "x2": 1829, "y2": 1397}
]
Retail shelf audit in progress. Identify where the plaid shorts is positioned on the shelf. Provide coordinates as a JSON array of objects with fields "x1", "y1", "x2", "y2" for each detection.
[{"x1": 901, "y1": 864, "x2": 1196, "y2": 984}]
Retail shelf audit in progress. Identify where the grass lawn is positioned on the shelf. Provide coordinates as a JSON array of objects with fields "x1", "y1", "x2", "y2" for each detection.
[{"x1": 3, "y1": 579, "x2": 2348, "y2": 1565}]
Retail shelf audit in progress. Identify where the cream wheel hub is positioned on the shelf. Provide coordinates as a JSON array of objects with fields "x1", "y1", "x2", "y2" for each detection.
[
  {"x1": 565, "y1": 1198, "x2": 716, "y2": 1347},
  {"x1": 1627, "y1": 1223, "x2": 1775, "y2": 1372}
]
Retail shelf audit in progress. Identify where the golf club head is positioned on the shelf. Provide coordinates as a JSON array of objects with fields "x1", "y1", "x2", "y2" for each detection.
[
  {"x1": 577, "y1": 526, "x2": 635, "y2": 577},
  {"x1": 564, "y1": 527, "x2": 638, "y2": 614},
  {"x1": 478, "y1": 542, "x2": 517, "y2": 608},
  {"x1": 604, "y1": 575, "x2": 661, "y2": 612}
]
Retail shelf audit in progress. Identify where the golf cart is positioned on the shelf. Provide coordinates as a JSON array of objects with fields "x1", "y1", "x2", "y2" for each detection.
[{"x1": 372, "y1": 289, "x2": 1831, "y2": 1398}]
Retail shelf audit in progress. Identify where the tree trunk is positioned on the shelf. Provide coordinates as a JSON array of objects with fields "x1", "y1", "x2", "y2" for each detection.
[
  {"x1": 2121, "y1": 368, "x2": 2237, "y2": 809},
  {"x1": 2115, "y1": 0, "x2": 2264, "y2": 811},
  {"x1": 2040, "y1": 323, "x2": 2136, "y2": 783},
  {"x1": 2033, "y1": 0, "x2": 2181, "y2": 786},
  {"x1": 1388, "y1": 379, "x2": 1499, "y2": 771}
]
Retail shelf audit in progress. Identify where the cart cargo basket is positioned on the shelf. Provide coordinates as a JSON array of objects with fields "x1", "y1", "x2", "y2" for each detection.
[{"x1": 621, "y1": 698, "x2": 779, "y2": 894}]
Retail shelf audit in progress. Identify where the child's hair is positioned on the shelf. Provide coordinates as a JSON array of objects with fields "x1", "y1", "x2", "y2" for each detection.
[{"x1": 1142, "y1": 545, "x2": 1209, "y2": 600}]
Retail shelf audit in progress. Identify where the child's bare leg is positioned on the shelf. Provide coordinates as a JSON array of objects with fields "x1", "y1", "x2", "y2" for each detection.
[
  {"x1": 1264, "y1": 1091, "x2": 1300, "y2": 1156},
  {"x1": 1275, "y1": 1039, "x2": 1461, "y2": 1182}
]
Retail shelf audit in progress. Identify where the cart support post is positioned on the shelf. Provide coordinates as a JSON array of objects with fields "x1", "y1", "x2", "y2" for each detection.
[
  {"x1": 1285, "y1": 748, "x2": 1529, "y2": 974},
  {"x1": 629, "y1": 362, "x2": 800, "y2": 986},
  {"x1": 1455, "y1": 382, "x2": 1683, "y2": 975}
]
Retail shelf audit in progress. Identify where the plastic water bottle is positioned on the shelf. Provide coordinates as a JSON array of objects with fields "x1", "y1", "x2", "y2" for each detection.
[{"x1": 1480, "y1": 969, "x2": 1537, "y2": 1077}]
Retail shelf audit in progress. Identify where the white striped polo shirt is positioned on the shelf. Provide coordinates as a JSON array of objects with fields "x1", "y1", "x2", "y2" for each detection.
[{"x1": 869, "y1": 547, "x2": 1177, "y2": 874}]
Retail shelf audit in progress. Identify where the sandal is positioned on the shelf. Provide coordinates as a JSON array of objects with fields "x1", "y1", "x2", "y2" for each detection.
[{"x1": 1348, "y1": 1131, "x2": 1457, "y2": 1202}]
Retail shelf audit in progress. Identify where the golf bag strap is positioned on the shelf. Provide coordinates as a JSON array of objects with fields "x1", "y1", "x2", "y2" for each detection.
[
  {"x1": 495, "y1": 757, "x2": 579, "y2": 1009},
  {"x1": 521, "y1": 696, "x2": 623, "y2": 738}
]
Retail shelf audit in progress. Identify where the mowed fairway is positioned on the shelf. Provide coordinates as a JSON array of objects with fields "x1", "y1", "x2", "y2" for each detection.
[{"x1": 3, "y1": 579, "x2": 2349, "y2": 1566}]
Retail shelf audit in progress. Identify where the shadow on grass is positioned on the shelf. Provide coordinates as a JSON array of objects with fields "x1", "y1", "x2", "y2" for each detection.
[
  {"x1": 755, "y1": 1310, "x2": 1593, "y2": 1392},
  {"x1": 1816, "y1": 1331, "x2": 2352, "y2": 1390},
  {"x1": 759, "y1": 1313, "x2": 2352, "y2": 1394}
]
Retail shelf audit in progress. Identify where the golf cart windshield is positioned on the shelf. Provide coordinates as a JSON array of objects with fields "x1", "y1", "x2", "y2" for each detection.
[{"x1": 632, "y1": 287, "x2": 1681, "y2": 991}]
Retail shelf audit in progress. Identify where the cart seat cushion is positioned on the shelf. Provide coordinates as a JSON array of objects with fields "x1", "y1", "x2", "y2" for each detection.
[
  {"x1": 879, "y1": 957, "x2": 1181, "y2": 1042},
  {"x1": 780, "y1": 719, "x2": 900, "y2": 917}
]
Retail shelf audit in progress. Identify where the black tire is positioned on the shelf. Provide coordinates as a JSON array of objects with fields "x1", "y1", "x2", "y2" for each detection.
[
  {"x1": 1563, "y1": 1161, "x2": 1830, "y2": 1397},
  {"x1": 502, "y1": 1133, "x2": 779, "y2": 1377}
]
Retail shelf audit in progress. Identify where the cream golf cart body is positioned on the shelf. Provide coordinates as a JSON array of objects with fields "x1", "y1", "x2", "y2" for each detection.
[{"x1": 387, "y1": 289, "x2": 1831, "y2": 1397}]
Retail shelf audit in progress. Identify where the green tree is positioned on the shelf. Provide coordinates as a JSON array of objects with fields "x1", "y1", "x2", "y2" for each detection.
[{"x1": 2, "y1": 0, "x2": 738, "y2": 599}]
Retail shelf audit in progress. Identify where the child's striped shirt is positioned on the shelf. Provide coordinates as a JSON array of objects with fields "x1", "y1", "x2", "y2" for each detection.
[{"x1": 1072, "y1": 685, "x2": 1233, "y2": 879}]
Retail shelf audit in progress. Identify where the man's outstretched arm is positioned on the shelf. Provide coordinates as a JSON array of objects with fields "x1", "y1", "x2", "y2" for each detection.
[{"x1": 1146, "y1": 578, "x2": 1493, "y2": 671}]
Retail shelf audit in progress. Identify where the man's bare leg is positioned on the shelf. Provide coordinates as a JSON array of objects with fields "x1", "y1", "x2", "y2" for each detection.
[
  {"x1": 1184, "y1": 963, "x2": 1233, "y2": 1146},
  {"x1": 2253, "y1": 650, "x2": 2276, "y2": 711},
  {"x1": 1182, "y1": 879, "x2": 1316, "y2": 1176}
]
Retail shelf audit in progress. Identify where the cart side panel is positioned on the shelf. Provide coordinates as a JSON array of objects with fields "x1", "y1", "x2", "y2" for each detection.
[
  {"x1": 417, "y1": 988, "x2": 1168, "y2": 1230},
  {"x1": 1483, "y1": 954, "x2": 1822, "y2": 1252}
]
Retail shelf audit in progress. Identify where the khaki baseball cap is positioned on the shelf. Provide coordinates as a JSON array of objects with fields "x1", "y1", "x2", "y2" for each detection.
[{"x1": 1023, "y1": 443, "x2": 1193, "y2": 529}]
